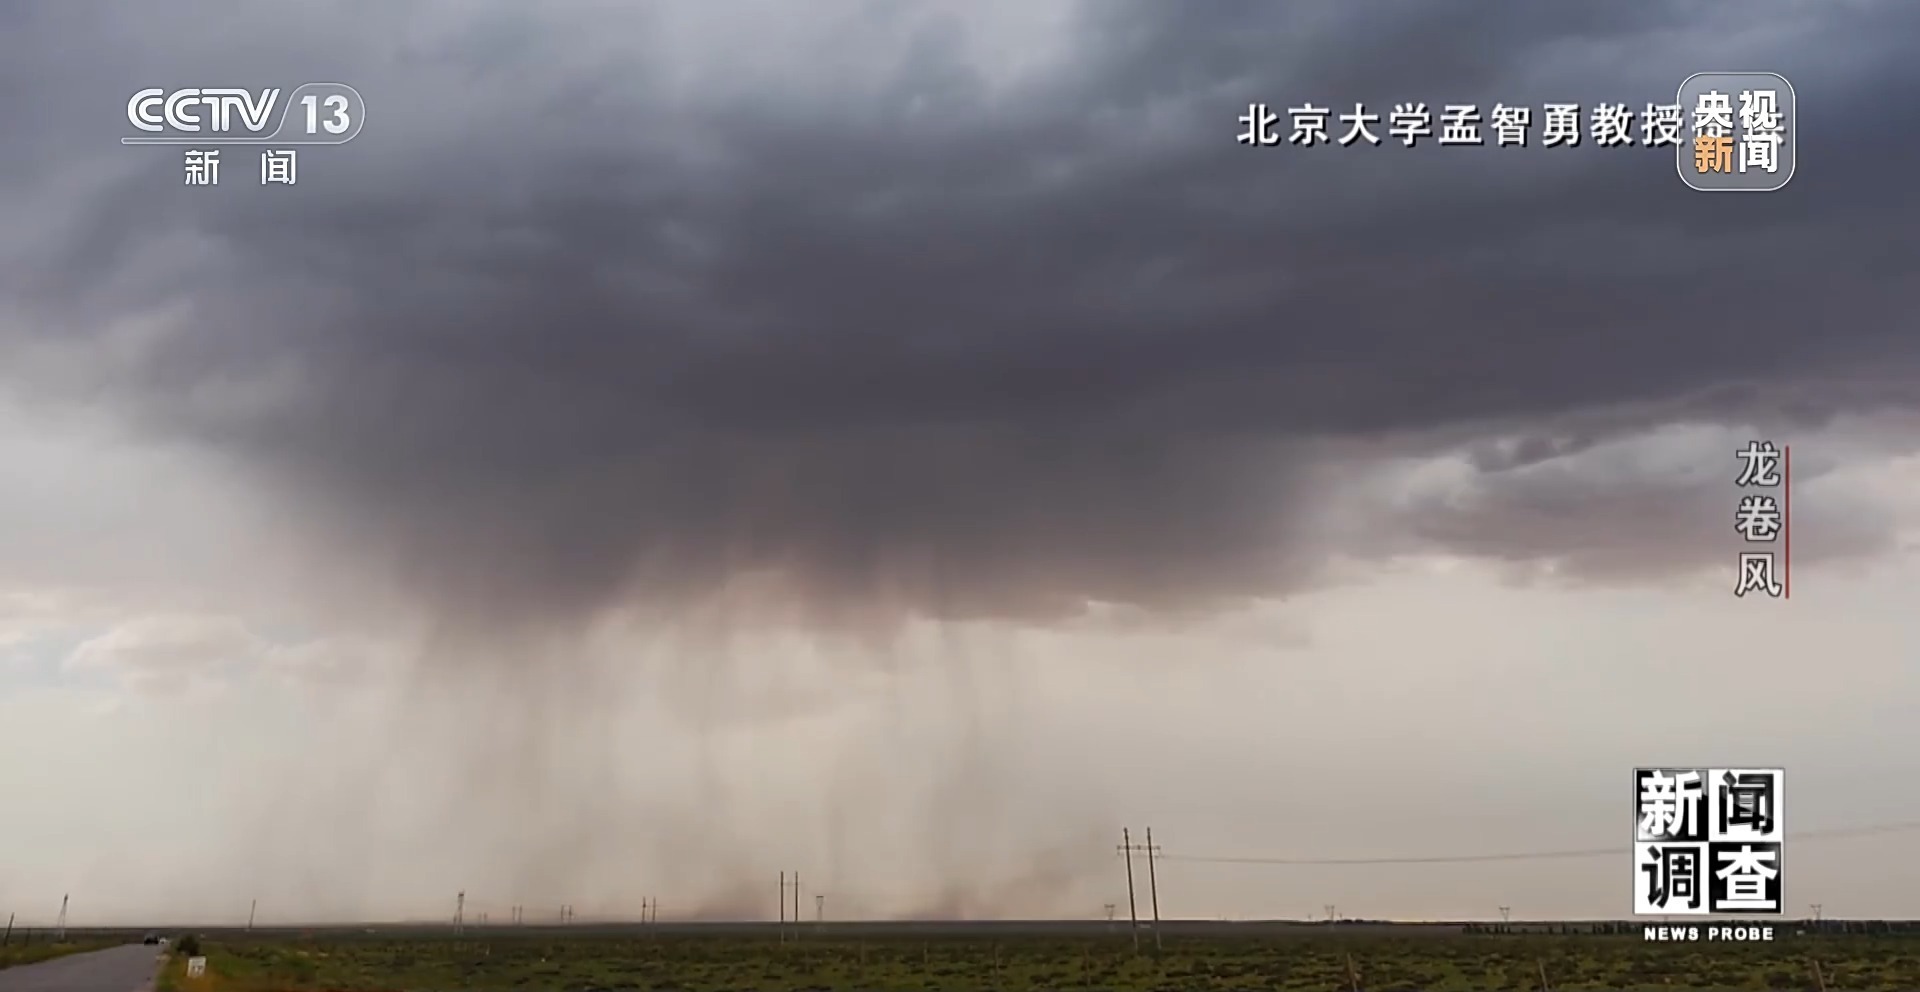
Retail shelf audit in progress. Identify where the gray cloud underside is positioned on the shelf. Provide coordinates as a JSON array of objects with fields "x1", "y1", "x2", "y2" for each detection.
[{"x1": 4, "y1": 0, "x2": 1918, "y2": 626}]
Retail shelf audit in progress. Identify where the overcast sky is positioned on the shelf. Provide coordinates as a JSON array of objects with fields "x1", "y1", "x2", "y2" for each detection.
[{"x1": 2, "y1": 0, "x2": 1918, "y2": 925}]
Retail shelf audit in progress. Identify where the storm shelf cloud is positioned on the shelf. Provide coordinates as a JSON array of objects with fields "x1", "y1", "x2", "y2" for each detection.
[{"x1": 3, "y1": 0, "x2": 1918, "y2": 635}]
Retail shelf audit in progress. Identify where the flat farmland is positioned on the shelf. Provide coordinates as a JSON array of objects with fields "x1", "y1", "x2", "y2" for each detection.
[{"x1": 155, "y1": 925, "x2": 1920, "y2": 991}]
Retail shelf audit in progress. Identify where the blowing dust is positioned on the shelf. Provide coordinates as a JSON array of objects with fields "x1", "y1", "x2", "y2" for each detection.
[{"x1": 240, "y1": 602, "x2": 1124, "y2": 923}]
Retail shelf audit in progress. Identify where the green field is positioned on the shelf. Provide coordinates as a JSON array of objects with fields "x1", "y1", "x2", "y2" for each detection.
[{"x1": 159, "y1": 931, "x2": 1920, "y2": 991}]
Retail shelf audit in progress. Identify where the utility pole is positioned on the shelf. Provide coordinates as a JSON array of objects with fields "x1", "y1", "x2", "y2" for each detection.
[
  {"x1": 1144, "y1": 827, "x2": 1163, "y2": 951},
  {"x1": 55, "y1": 895, "x2": 67, "y2": 942},
  {"x1": 455, "y1": 892, "x2": 465, "y2": 936},
  {"x1": 776, "y1": 872, "x2": 801, "y2": 941},
  {"x1": 1104, "y1": 903, "x2": 1116, "y2": 932},
  {"x1": 1499, "y1": 906, "x2": 1511, "y2": 928},
  {"x1": 1117, "y1": 829, "x2": 1162, "y2": 950},
  {"x1": 815, "y1": 894, "x2": 824, "y2": 923},
  {"x1": 1117, "y1": 829, "x2": 1139, "y2": 953},
  {"x1": 248, "y1": 899, "x2": 257, "y2": 932},
  {"x1": 1811, "y1": 904, "x2": 1823, "y2": 925},
  {"x1": 1324, "y1": 904, "x2": 1337, "y2": 923},
  {"x1": 4, "y1": 912, "x2": 13, "y2": 946}
]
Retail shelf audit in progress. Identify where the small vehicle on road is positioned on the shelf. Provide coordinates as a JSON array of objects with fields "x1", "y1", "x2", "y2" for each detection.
[{"x1": 143, "y1": 932, "x2": 159, "y2": 945}]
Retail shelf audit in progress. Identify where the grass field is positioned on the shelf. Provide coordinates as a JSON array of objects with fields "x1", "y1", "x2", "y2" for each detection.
[
  {"x1": 155, "y1": 930, "x2": 1920, "y2": 991},
  {"x1": 0, "y1": 941, "x2": 118, "y2": 971}
]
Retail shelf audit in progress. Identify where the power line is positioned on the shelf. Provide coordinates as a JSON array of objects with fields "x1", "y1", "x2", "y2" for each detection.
[{"x1": 1157, "y1": 820, "x2": 1920, "y2": 867}]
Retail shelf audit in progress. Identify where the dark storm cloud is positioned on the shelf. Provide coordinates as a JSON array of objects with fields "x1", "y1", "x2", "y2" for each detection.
[
  {"x1": 1400, "y1": 422, "x2": 1906, "y2": 584},
  {"x1": 4, "y1": 0, "x2": 1919, "y2": 626}
]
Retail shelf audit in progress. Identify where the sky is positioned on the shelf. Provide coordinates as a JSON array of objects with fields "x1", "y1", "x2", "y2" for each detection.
[{"x1": 2, "y1": 0, "x2": 1918, "y2": 925}]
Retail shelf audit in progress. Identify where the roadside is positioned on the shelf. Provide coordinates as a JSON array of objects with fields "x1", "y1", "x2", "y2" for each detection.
[
  {"x1": 0, "y1": 944, "x2": 117, "y2": 972},
  {"x1": 154, "y1": 951, "x2": 255, "y2": 992},
  {"x1": 154, "y1": 937, "x2": 223, "y2": 992},
  {"x1": 152, "y1": 955, "x2": 176, "y2": 992},
  {"x1": 0, "y1": 943, "x2": 164, "y2": 992}
]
